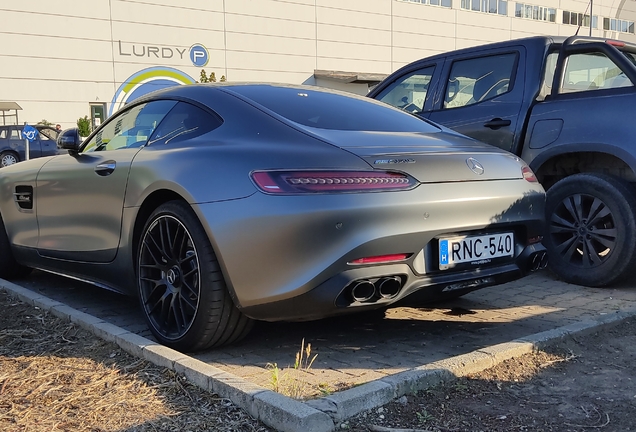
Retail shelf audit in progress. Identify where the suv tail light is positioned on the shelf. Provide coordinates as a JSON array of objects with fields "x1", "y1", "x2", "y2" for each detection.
[{"x1": 251, "y1": 170, "x2": 416, "y2": 194}]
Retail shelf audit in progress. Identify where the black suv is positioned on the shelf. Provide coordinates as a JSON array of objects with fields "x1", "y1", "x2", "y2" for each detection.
[{"x1": 0, "y1": 125, "x2": 61, "y2": 167}]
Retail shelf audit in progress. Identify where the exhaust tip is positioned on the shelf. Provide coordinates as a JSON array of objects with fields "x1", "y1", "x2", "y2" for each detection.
[
  {"x1": 377, "y1": 276, "x2": 402, "y2": 299},
  {"x1": 539, "y1": 251, "x2": 548, "y2": 270},
  {"x1": 351, "y1": 280, "x2": 376, "y2": 303}
]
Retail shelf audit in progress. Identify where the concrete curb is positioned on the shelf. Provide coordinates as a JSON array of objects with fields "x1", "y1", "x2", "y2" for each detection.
[{"x1": 3, "y1": 279, "x2": 636, "y2": 432}]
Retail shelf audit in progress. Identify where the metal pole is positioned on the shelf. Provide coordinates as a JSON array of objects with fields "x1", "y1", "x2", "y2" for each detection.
[
  {"x1": 24, "y1": 139, "x2": 30, "y2": 161},
  {"x1": 590, "y1": 0, "x2": 593, "y2": 36}
]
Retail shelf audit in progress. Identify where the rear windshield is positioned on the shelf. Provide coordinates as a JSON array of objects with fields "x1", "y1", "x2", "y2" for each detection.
[{"x1": 228, "y1": 85, "x2": 440, "y2": 133}]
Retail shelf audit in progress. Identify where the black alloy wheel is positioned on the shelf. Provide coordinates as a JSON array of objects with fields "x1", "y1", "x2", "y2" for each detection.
[
  {"x1": 138, "y1": 201, "x2": 252, "y2": 351},
  {"x1": 545, "y1": 173, "x2": 636, "y2": 287}
]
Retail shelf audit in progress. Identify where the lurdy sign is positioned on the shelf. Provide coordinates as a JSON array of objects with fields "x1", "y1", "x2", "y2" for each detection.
[{"x1": 117, "y1": 41, "x2": 209, "y2": 67}]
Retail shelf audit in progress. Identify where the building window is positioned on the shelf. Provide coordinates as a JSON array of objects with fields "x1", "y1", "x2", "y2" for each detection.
[
  {"x1": 400, "y1": 0, "x2": 452, "y2": 6},
  {"x1": 461, "y1": 0, "x2": 508, "y2": 15},
  {"x1": 603, "y1": 17, "x2": 635, "y2": 34},
  {"x1": 563, "y1": 10, "x2": 598, "y2": 28},
  {"x1": 515, "y1": 3, "x2": 556, "y2": 22}
]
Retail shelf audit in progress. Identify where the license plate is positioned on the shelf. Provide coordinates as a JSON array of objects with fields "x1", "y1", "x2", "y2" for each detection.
[{"x1": 439, "y1": 232, "x2": 514, "y2": 270}]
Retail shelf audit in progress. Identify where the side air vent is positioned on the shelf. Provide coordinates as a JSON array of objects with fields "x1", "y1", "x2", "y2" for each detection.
[{"x1": 14, "y1": 185, "x2": 33, "y2": 210}]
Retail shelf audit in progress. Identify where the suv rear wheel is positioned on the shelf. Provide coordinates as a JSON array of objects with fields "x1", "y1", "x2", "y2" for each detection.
[{"x1": 545, "y1": 173, "x2": 636, "y2": 287}]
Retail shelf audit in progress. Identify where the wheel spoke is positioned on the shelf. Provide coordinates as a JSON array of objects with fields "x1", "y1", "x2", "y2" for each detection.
[
  {"x1": 555, "y1": 234, "x2": 580, "y2": 262},
  {"x1": 550, "y1": 218, "x2": 577, "y2": 234},
  {"x1": 589, "y1": 229, "x2": 617, "y2": 249},
  {"x1": 142, "y1": 237, "x2": 163, "y2": 266},
  {"x1": 171, "y1": 296, "x2": 185, "y2": 330},
  {"x1": 563, "y1": 196, "x2": 582, "y2": 225},
  {"x1": 588, "y1": 205, "x2": 612, "y2": 227},
  {"x1": 582, "y1": 238, "x2": 603, "y2": 267}
]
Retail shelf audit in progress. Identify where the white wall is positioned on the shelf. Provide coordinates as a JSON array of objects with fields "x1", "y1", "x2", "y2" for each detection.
[{"x1": 1, "y1": 0, "x2": 635, "y2": 126}]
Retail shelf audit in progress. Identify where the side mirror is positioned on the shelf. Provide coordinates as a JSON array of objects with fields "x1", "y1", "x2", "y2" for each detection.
[{"x1": 57, "y1": 128, "x2": 82, "y2": 153}]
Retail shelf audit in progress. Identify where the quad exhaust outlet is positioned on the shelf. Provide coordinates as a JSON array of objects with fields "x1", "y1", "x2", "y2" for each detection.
[{"x1": 350, "y1": 276, "x2": 404, "y2": 303}]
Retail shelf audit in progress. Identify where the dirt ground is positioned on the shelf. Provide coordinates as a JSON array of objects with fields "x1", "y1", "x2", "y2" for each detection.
[{"x1": 1, "y1": 289, "x2": 635, "y2": 432}]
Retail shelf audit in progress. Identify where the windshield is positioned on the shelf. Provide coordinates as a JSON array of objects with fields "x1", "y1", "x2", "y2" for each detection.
[{"x1": 228, "y1": 85, "x2": 440, "y2": 133}]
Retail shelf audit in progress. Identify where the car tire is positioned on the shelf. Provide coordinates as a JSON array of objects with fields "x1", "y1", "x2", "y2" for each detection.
[
  {"x1": 0, "y1": 214, "x2": 32, "y2": 278},
  {"x1": 0, "y1": 151, "x2": 19, "y2": 168},
  {"x1": 138, "y1": 200, "x2": 253, "y2": 352},
  {"x1": 544, "y1": 173, "x2": 636, "y2": 287}
]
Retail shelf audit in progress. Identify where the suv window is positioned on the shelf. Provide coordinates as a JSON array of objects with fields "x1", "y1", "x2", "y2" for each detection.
[
  {"x1": 83, "y1": 100, "x2": 176, "y2": 152},
  {"x1": 10, "y1": 129, "x2": 22, "y2": 139},
  {"x1": 0, "y1": 129, "x2": 6, "y2": 139},
  {"x1": 373, "y1": 66, "x2": 435, "y2": 113},
  {"x1": 443, "y1": 53, "x2": 517, "y2": 109},
  {"x1": 561, "y1": 51, "x2": 633, "y2": 93}
]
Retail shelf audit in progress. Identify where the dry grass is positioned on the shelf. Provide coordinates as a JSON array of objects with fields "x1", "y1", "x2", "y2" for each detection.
[{"x1": 0, "y1": 289, "x2": 272, "y2": 432}]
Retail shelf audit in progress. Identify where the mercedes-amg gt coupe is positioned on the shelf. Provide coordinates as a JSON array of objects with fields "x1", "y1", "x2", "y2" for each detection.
[{"x1": 0, "y1": 83, "x2": 546, "y2": 352}]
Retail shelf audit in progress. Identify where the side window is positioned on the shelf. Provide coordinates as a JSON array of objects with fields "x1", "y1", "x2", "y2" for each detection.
[
  {"x1": 0, "y1": 129, "x2": 7, "y2": 139},
  {"x1": 443, "y1": 53, "x2": 517, "y2": 109},
  {"x1": 148, "y1": 102, "x2": 223, "y2": 145},
  {"x1": 10, "y1": 129, "x2": 22, "y2": 139},
  {"x1": 538, "y1": 51, "x2": 559, "y2": 100},
  {"x1": 561, "y1": 52, "x2": 633, "y2": 93},
  {"x1": 374, "y1": 67, "x2": 435, "y2": 113},
  {"x1": 82, "y1": 100, "x2": 176, "y2": 153}
]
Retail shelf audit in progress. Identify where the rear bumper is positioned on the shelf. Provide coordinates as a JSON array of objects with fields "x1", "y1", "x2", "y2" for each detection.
[{"x1": 241, "y1": 243, "x2": 546, "y2": 321}]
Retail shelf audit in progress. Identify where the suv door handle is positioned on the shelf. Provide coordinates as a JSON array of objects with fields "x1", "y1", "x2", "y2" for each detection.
[{"x1": 483, "y1": 118, "x2": 512, "y2": 129}]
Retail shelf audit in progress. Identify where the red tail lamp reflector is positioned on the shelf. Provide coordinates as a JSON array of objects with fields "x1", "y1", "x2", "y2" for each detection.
[
  {"x1": 349, "y1": 253, "x2": 411, "y2": 265},
  {"x1": 251, "y1": 170, "x2": 416, "y2": 194},
  {"x1": 521, "y1": 166, "x2": 538, "y2": 183}
]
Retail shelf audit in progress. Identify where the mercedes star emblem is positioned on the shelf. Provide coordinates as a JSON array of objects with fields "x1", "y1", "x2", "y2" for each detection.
[{"x1": 466, "y1": 157, "x2": 485, "y2": 175}]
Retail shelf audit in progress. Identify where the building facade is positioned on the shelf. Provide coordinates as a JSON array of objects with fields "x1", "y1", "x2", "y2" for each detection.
[{"x1": 1, "y1": 0, "x2": 635, "y2": 129}]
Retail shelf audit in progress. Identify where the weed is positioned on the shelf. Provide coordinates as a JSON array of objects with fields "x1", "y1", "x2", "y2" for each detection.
[
  {"x1": 266, "y1": 339, "x2": 318, "y2": 399},
  {"x1": 416, "y1": 409, "x2": 434, "y2": 423}
]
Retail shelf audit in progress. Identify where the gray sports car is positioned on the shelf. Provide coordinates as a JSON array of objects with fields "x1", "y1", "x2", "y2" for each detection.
[{"x1": 0, "y1": 83, "x2": 546, "y2": 352}]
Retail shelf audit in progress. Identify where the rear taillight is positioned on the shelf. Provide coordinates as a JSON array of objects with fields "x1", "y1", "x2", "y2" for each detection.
[
  {"x1": 251, "y1": 170, "x2": 416, "y2": 194},
  {"x1": 522, "y1": 165, "x2": 538, "y2": 183}
]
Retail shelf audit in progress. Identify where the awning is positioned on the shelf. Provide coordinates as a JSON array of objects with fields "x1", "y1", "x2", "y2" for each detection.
[
  {"x1": 0, "y1": 102, "x2": 22, "y2": 111},
  {"x1": 314, "y1": 70, "x2": 388, "y2": 85}
]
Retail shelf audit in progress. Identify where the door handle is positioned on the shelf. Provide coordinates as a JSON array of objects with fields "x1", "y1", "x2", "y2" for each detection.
[
  {"x1": 483, "y1": 118, "x2": 512, "y2": 129},
  {"x1": 95, "y1": 161, "x2": 116, "y2": 176}
]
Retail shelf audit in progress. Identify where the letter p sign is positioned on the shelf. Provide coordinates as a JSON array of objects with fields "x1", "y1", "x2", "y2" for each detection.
[{"x1": 189, "y1": 44, "x2": 209, "y2": 67}]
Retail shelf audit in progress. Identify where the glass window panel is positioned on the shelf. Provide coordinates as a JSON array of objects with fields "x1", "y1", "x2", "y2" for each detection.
[
  {"x1": 441, "y1": 0, "x2": 451, "y2": 6},
  {"x1": 611, "y1": 19, "x2": 617, "y2": 31},
  {"x1": 562, "y1": 52, "x2": 633, "y2": 93},
  {"x1": 472, "y1": 0, "x2": 480, "y2": 11},
  {"x1": 629, "y1": 22, "x2": 635, "y2": 34},
  {"x1": 444, "y1": 53, "x2": 516, "y2": 109},
  {"x1": 83, "y1": 101, "x2": 176, "y2": 152},
  {"x1": 375, "y1": 66, "x2": 436, "y2": 114},
  {"x1": 489, "y1": 0, "x2": 497, "y2": 13},
  {"x1": 549, "y1": 9, "x2": 556, "y2": 22},
  {"x1": 515, "y1": 3, "x2": 522, "y2": 17},
  {"x1": 604, "y1": 17, "x2": 610, "y2": 30},
  {"x1": 461, "y1": 0, "x2": 470, "y2": 9},
  {"x1": 498, "y1": 0, "x2": 507, "y2": 15},
  {"x1": 563, "y1": 11, "x2": 570, "y2": 25},
  {"x1": 622, "y1": 20, "x2": 629, "y2": 32}
]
